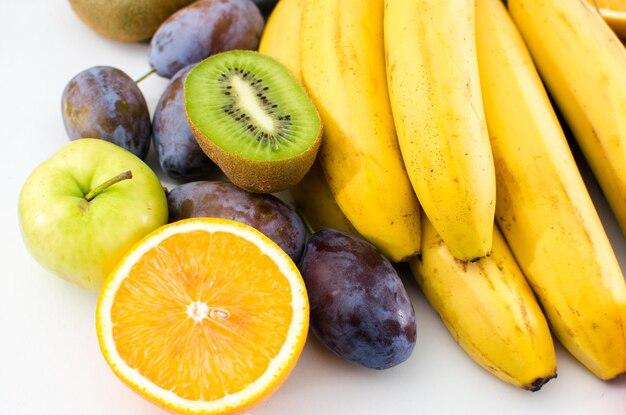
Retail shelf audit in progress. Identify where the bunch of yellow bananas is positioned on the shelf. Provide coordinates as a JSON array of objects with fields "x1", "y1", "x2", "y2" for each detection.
[{"x1": 259, "y1": 0, "x2": 626, "y2": 390}]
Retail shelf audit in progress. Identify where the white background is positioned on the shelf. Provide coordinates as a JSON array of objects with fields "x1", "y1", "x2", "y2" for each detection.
[{"x1": 2, "y1": 1, "x2": 626, "y2": 414}]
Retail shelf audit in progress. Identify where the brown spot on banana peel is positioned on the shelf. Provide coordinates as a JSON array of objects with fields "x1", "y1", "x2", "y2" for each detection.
[
  {"x1": 556, "y1": 9, "x2": 578, "y2": 34},
  {"x1": 552, "y1": 308, "x2": 576, "y2": 339},
  {"x1": 476, "y1": 261, "x2": 496, "y2": 292},
  {"x1": 568, "y1": 304, "x2": 582, "y2": 318},
  {"x1": 518, "y1": 293, "x2": 533, "y2": 337}
]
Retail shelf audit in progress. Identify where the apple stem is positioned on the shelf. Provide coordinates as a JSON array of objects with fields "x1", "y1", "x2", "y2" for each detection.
[{"x1": 84, "y1": 170, "x2": 132, "y2": 201}]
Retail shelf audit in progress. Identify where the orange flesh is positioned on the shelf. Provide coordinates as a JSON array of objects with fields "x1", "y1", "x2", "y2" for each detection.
[{"x1": 110, "y1": 230, "x2": 293, "y2": 401}]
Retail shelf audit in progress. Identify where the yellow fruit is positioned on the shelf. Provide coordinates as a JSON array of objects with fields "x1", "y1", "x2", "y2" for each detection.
[
  {"x1": 410, "y1": 213, "x2": 557, "y2": 391},
  {"x1": 587, "y1": 0, "x2": 626, "y2": 39},
  {"x1": 509, "y1": 0, "x2": 626, "y2": 238},
  {"x1": 289, "y1": 160, "x2": 359, "y2": 235},
  {"x1": 258, "y1": 0, "x2": 304, "y2": 79},
  {"x1": 384, "y1": 0, "x2": 496, "y2": 261},
  {"x1": 96, "y1": 218, "x2": 309, "y2": 414},
  {"x1": 483, "y1": 0, "x2": 626, "y2": 379},
  {"x1": 300, "y1": 0, "x2": 422, "y2": 262}
]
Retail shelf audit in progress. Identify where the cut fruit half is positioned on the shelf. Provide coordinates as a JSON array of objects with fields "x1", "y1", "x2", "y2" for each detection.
[
  {"x1": 96, "y1": 217, "x2": 309, "y2": 415},
  {"x1": 587, "y1": 0, "x2": 626, "y2": 39},
  {"x1": 185, "y1": 50, "x2": 322, "y2": 194}
]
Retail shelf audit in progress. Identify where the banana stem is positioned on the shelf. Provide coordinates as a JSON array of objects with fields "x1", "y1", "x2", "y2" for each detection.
[{"x1": 591, "y1": 0, "x2": 600, "y2": 13}]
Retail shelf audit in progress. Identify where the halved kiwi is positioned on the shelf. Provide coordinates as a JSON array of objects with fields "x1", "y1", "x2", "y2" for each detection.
[{"x1": 184, "y1": 50, "x2": 322, "y2": 193}]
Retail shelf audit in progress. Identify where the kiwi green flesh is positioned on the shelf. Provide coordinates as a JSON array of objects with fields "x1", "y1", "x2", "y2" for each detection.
[{"x1": 185, "y1": 50, "x2": 321, "y2": 162}]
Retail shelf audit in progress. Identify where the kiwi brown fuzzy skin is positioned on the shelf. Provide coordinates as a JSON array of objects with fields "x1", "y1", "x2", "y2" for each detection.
[
  {"x1": 184, "y1": 50, "x2": 323, "y2": 193},
  {"x1": 68, "y1": 0, "x2": 196, "y2": 42},
  {"x1": 187, "y1": 113, "x2": 322, "y2": 193}
]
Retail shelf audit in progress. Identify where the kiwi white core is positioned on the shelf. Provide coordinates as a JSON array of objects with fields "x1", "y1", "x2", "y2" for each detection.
[
  {"x1": 185, "y1": 50, "x2": 322, "y2": 162},
  {"x1": 231, "y1": 75, "x2": 276, "y2": 134}
]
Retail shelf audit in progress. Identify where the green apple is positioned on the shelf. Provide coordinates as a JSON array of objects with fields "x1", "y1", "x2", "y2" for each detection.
[{"x1": 18, "y1": 138, "x2": 168, "y2": 291}]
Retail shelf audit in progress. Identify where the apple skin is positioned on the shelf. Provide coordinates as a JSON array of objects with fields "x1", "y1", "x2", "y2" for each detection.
[{"x1": 18, "y1": 138, "x2": 168, "y2": 291}]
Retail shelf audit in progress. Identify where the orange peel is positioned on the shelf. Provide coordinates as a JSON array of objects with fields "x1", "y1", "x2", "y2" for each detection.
[{"x1": 96, "y1": 217, "x2": 309, "y2": 414}]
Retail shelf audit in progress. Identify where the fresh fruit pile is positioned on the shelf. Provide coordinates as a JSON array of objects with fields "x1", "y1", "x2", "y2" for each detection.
[
  {"x1": 262, "y1": 0, "x2": 626, "y2": 388},
  {"x1": 15, "y1": 0, "x2": 626, "y2": 413}
]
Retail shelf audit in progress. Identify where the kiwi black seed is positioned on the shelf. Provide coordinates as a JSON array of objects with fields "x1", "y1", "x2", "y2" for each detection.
[{"x1": 184, "y1": 50, "x2": 322, "y2": 193}]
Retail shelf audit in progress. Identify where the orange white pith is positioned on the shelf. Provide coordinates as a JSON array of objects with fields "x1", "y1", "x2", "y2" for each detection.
[{"x1": 96, "y1": 218, "x2": 309, "y2": 415}]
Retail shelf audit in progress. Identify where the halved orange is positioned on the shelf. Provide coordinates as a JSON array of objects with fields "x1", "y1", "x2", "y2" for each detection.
[
  {"x1": 96, "y1": 217, "x2": 309, "y2": 415},
  {"x1": 587, "y1": 0, "x2": 626, "y2": 39}
]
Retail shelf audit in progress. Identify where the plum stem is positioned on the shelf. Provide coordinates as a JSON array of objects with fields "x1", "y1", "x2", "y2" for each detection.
[
  {"x1": 85, "y1": 170, "x2": 132, "y2": 201},
  {"x1": 135, "y1": 68, "x2": 156, "y2": 84}
]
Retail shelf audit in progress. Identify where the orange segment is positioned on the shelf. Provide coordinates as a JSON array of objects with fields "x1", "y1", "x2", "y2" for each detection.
[{"x1": 96, "y1": 218, "x2": 309, "y2": 415}]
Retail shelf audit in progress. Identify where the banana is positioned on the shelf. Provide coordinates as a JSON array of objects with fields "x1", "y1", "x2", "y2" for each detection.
[
  {"x1": 384, "y1": 0, "x2": 495, "y2": 261},
  {"x1": 478, "y1": 0, "x2": 626, "y2": 379},
  {"x1": 289, "y1": 160, "x2": 359, "y2": 235},
  {"x1": 258, "y1": 0, "x2": 304, "y2": 80},
  {"x1": 409, "y1": 213, "x2": 557, "y2": 391},
  {"x1": 300, "y1": 0, "x2": 421, "y2": 262},
  {"x1": 259, "y1": 0, "x2": 358, "y2": 236},
  {"x1": 586, "y1": 0, "x2": 626, "y2": 40},
  {"x1": 508, "y1": 0, "x2": 626, "y2": 237}
]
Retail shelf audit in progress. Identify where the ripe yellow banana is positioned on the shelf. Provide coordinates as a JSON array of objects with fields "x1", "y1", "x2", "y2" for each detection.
[
  {"x1": 258, "y1": 0, "x2": 358, "y2": 236},
  {"x1": 508, "y1": 0, "x2": 626, "y2": 237},
  {"x1": 384, "y1": 0, "x2": 495, "y2": 261},
  {"x1": 258, "y1": 0, "x2": 303, "y2": 80},
  {"x1": 409, "y1": 213, "x2": 557, "y2": 391},
  {"x1": 477, "y1": 0, "x2": 626, "y2": 379},
  {"x1": 586, "y1": 0, "x2": 626, "y2": 39},
  {"x1": 300, "y1": 0, "x2": 421, "y2": 262},
  {"x1": 288, "y1": 160, "x2": 359, "y2": 235}
]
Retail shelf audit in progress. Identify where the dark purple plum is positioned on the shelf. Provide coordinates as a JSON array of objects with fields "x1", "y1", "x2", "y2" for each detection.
[
  {"x1": 61, "y1": 66, "x2": 151, "y2": 160},
  {"x1": 153, "y1": 64, "x2": 217, "y2": 180},
  {"x1": 167, "y1": 181, "x2": 306, "y2": 262},
  {"x1": 298, "y1": 229, "x2": 417, "y2": 370},
  {"x1": 149, "y1": 0, "x2": 265, "y2": 79}
]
